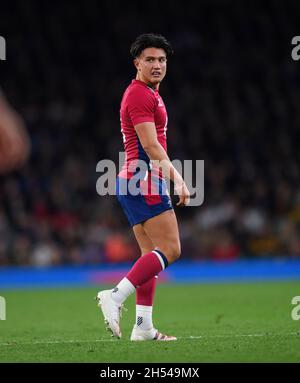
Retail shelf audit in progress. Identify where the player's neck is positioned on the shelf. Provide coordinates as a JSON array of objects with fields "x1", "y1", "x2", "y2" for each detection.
[{"x1": 136, "y1": 74, "x2": 159, "y2": 91}]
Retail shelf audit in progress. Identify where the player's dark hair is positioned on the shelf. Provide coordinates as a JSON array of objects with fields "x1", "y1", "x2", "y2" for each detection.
[{"x1": 130, "y1": 33, "x2": 173, "y2": 58}]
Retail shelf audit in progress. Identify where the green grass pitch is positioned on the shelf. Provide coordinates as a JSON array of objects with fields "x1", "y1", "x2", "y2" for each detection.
[{"x1": 0, "y1": 281, "x2": 300, "y2": 362}]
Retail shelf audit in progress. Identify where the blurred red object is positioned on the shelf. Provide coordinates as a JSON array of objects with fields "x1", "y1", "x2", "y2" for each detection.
[
  {"x1": 210, "y1": 229, "x2": 240, "y2": 261},
  {"x1": 104, "y1": 233, "x2": 137, "y2": 263}
]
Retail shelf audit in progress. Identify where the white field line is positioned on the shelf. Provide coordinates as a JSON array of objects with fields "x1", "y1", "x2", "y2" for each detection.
[{"x1": 0, "y1": 332, "x2": 299, "y2": 346}]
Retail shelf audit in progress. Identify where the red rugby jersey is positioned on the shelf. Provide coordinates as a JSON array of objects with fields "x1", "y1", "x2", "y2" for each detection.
[{"x1": 118, "y1": 79, "x2": 168, "y2": 179}]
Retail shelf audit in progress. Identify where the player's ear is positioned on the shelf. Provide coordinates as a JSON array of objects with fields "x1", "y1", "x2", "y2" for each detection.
[{"x1": 133, "y1": 58, "x2": 140, "y2": 71}]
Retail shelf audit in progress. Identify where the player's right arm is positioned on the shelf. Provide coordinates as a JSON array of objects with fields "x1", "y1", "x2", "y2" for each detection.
[{"x1": 135, "y1": 122, "x2": 190, "y2": 206}]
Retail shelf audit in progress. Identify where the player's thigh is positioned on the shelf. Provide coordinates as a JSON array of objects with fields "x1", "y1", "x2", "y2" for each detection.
[
  {"x1": 142, "y1": 209, "x2": 181, "y2": 263},
  {"x1": 133, "y1": 223, "x2": 155, "y2": 255}
]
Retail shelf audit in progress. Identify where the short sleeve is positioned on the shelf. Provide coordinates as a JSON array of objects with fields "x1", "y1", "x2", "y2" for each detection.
[{"x1": 127, "y1": 87, "x2": 156, "y2": 126}]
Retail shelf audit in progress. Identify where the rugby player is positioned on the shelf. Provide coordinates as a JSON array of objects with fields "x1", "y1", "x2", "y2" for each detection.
[{"x1": 97, "y1": 33, "x2": 190, "y2": 341}]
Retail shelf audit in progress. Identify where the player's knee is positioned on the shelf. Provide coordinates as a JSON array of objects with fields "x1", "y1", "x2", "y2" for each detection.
[{"x1": 166, "y1": 242, "x2": 181, "y2": 264}]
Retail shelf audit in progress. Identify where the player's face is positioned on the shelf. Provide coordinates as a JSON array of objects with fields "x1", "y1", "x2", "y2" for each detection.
[{"x1": 135, "y1": 47, "x2": 167, "y2": 88}]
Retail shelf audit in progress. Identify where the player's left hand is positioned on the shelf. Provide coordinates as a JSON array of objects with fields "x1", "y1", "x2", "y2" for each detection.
[{"x1": 175, "y1": 182, "x2": 190, "y2": 207}]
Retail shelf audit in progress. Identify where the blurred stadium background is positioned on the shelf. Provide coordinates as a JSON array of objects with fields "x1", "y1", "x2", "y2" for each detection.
[{"x1": 1, "y1": 0, "x2": 300, "y2": 287}]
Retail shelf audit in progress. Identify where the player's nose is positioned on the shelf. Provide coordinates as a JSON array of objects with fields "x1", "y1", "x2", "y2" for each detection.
[{"x1": 153, "y1": 61, "x2": 161, "y2": 70}]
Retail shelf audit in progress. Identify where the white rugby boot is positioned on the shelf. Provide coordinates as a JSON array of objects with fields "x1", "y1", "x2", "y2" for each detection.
[
  {"x1": 96, "y1": 290, "x2": 126, "y2": 339},
  {"x1": 130, "y1": 325, "x2": 177, "y2": 341}
]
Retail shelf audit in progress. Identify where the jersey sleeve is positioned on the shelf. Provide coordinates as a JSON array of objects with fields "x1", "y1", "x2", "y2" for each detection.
[{"x1": 126, "y1": 87, "x2": 156, "y2": 126}]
